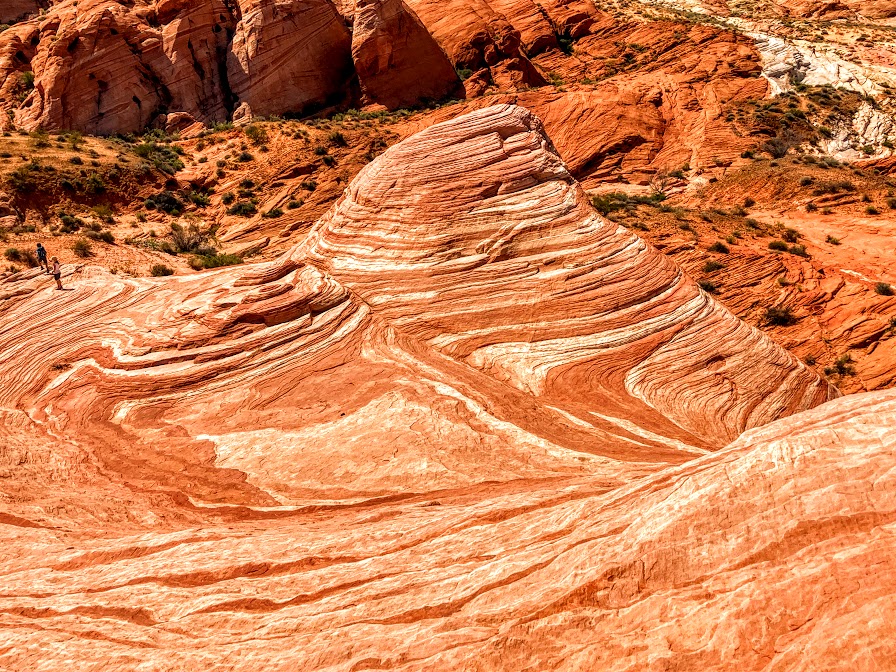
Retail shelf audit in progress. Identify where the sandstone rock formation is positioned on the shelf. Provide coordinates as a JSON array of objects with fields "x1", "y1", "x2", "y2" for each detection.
[
  {"x1": 0, "y1": 0, "x2": 42, "y2": 24},
  {"x1": 351, "y1": 0, "x2": 462, "y2": 109},
  {"x1": 0, "y1": 85, "x2": 892, "y2": 671},
  {"x1": 227, "y1": 0, "x2": 354, "y2": 118}
]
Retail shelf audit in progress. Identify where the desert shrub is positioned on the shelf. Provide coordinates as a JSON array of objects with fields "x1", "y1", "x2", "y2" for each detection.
[
  {"x1": 150, "y1": 263, "x2": 174, "y2": 277},
  {"x1": 805, "y1": 202, "x2": 818, "y2": 212},
  {"x1": 19, "y1": 70, "x2": 35, "y2": 91},
  {"x1": 221, "y1": 192, "x2": 235, "y2": 205},
  {"x1": 743, "y1": 197, "x2": 755, "y2": 208},
  {"x1": 764, "y1": 305, "x2": 797, "y2": 326},
  {"x1": 189, "y1": 253, "x2": 242, "y2": 270},
  {"x1": 227, "y1": 201, "x2": 257, "y2": 217},
  {"x1": 71, "y1": 238, "x2": 93, "y2": 257},
  {"x1": 85, "y1": 230, "x2": 115, "y2": 243},
  {"x1": 456, "y1": 67, "x2": 473, "y2": 81},
  {"x1": 591, "y1": 192, "x2": 629, "y2": 215},
  {"x1": 287, "y1": 199, "x2": 303, "y2": 209},
  {"x1": 169, "y1": 222, "x2": 215, "y2": 253},
  {"x1": 144, "y1": 191, "x2": 182, "y2": 215},
  {"x1": 708, "y1": 241, "x2": 729, "y2": 254},
  {"x1": 29, "y1": 129, "x2": 50, "y2": 148},
  {"x1": 244, "y1": 124, "x2": 268, "y2": 145},
  {"x1": 237, "y1": 151, "x2": 254, "y2": 162},
  {"x1": 698, "y1": 280, "x2": 718, "y2": 293},
  {"x1": 4, "y1": 247, "x2": 38, "y2": 266},
  {"x1": 824, "y1": 354, "x2": 855, "y2": 376},
  {"x1": 59, "y1": 213, "x2": 85, "y2": 233},
  {"x1": 799, "y1": 176, "x2": 813, "y2": 186},
  {"x1": 782, "y1": 227, "x2": 800, "y2": 243},
  {"x1": 789, "y1": 244, "x2": 808, "y2": 257},
  {"x1": 328, "y1": 130, "x2": 347, "y2": 147},
  {"x1": 826, "y1": 235, "x2": 840, "y2": 245},
  {"x1": 300, "y1": 179, "x2": 317, "y2": 191},
  {"x1": 875, "y1": 282, "x2": 894, "y2": 296},
  {"x1": 133, "y1": 141, "x2": 184, "y2": 174},
  {"x1": 761, "y1": 129, "x2": 799, "y2": 158},
  {"x1": 866, "y1": 205, "x2": 880, "y2": 215},
  {"x1": 262, "y1": 208, "x2": 283, "y2": 219},
  {"x1": 768, "y1": 240, "x2": 789, "y2": 251},
  {"x1": 703, "y1": 260, "x2": 725, "y2": 273},
  {"x1": 812, "y1": 180, "x2": 855, "y2": 196},
  {"x1": 188, "y1": 191, "x2": 211, "y2": 207},
  {"x1": 6, "y1": 162, "x2": 41, "y2": 192}
]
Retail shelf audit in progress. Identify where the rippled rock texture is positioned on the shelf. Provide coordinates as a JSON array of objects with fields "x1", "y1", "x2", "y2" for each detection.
[{"x1": 2, "y1": 105, "x2": 891, "y2": 671}]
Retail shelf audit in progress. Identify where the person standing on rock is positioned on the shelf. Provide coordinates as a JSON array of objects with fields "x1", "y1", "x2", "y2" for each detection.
[
  {"x1": 36, "y1": 243, "x2": 48, "y2": 272},
  {"x1": 50, "y1": 257, "x2": 63, "y2": 290}
]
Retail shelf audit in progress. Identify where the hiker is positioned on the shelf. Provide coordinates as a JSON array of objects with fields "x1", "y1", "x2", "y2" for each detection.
[
  {"x1": 50, "y1": 256, "x2": 63, "y2": 290},
  {"x1": 36, "y1": 243, "x2": 48, "y2": 272}
]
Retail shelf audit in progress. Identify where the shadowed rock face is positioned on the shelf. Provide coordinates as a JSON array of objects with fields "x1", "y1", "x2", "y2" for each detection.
[
  {"x1": 352, "y1": 0, "x2": 462, "y2": 109},
  {"x1": 227, "y1": 0, "x2": 354, "y2": 119},
  {"x1": 2, "y1": 105, "x2": 892, "y2": 671}
]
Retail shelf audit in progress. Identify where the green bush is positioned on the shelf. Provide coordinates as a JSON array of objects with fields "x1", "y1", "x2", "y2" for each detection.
[
  {"x1": 144, "y1": 191, "x2": 182, "y2": 215},
  {"x1": 703, "y1": 260, "x2": 725, "y2": 273},
  {"x1": 825, "y1": 235, "x2": 840, "y2": 245},
  {"x1": 4, "y1": 247, "x2": 38, "y2": 266},
  {"x1": 789, "y1": 244, "x2": 808, "y2": 257},
  {"x1": 72, "y1": 238, "x2": 93, "y2": 257},
  {"x1": 875, "y1": 282, "x2": 894, "y2": 296},
  {"x1": 188, "y1": 191, "x2": 211, "y2": 207},
  {"x1": 169, "y1": 222, "x2": 215, "y2": 253},
  {"x1": 262, "y1": 208, "x2": 283, "y2": 219},
  {"x1": 85, "y1": 230, "x2": 115, "y2": 244},
  {"x1": 764, "y1": 305, "x2": 797, "y2": 326},
  {"x1": 824, "y1": 354, "x2": 855, "y2": 377},
  {"x1": 708, "y1": 241, "x2": 729, "y2": 254},
  {"x1": 189, "y1": 253, "x2": 242, "y2": 270},
  {"x1": 782, "y1": 227, "x2": 800, "y2": 243},
  {"x1": 227, "y1": 201, "x2": 257, "y2": 217},
  {"x1": 133, "y1": 142, "x2": 184, "y2": 174},
  {"x1": 150, "y1": 263, "x2": 174, "y2": 277},
  {"x1": 768, "y1": 240, "x2": 789, "y2": 251},
  {"x1": 244, "y1": 124, "x2": 268, "y2": 145}
]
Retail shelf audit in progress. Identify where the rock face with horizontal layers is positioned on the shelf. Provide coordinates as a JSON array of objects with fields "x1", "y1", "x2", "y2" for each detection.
[
  {"x1": 351, "y1": 0, "x2": 462, "y2": 109},
  {"x1": 3, "y1": 106, "x2": 892, "y2": 671}
]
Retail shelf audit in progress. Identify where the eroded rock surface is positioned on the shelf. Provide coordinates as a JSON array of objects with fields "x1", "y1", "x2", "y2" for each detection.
[
  {"x1": 352, "y1": 0, "x2": 462, "y2": 109},
  {"x1": 1, "y1": 105, "x2": 890, "y2": 672}
]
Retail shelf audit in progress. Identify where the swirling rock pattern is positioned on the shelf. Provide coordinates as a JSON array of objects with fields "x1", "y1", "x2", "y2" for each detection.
[
  {"x1": 2, "y1": 105, "x2": 886, "y2": 672},
  {"x1": 304, "y1": 105, "x2": 835, "y2": 447}
]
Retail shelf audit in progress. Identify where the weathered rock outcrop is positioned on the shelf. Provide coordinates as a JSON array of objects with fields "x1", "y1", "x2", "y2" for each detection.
[
  {"x1": 0, "y1": 0, "x2": 45, "y2": 24},
  {"x1": 227, "y1": 0, "x2": 354, "y2": 118},
  {"x1": 3, "y1": 103, "x2": 893, "y2": 671},
  {"x1": 352, "y1": 0, "x2": 462, "y2": 109}
]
